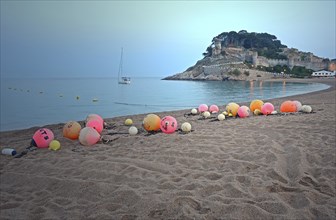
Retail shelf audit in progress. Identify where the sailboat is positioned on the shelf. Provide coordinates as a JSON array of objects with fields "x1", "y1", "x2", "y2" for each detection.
[{"x1": 118, "y1": 47, "x2": 131, "y2": 84}]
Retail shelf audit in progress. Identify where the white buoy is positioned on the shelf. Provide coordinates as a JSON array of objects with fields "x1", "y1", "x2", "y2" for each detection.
[{"x1": 129, "y1": 126, "x2": 138, "y2": 135}]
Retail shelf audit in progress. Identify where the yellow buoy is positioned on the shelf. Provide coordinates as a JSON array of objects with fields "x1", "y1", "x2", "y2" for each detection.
[
  {"x1": 49, "y1": 140, "x2": 61, "y2": 151},
  {"x1": 125, "y1": 118, "x2": 133, "y2": 126}
]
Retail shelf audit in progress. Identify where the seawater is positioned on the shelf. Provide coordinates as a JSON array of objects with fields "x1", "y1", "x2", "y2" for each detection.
[{"x1": 0, "y1": 77, "x2": 329, "y2": 131}]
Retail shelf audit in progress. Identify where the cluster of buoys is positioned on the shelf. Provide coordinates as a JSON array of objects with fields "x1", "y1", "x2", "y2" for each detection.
[
  {"x1": 14, "y1": 98, "x2": 313, "y2": 155},
  {"x1": 191, "y1": 99, "x2": 312, "y2": 120}
]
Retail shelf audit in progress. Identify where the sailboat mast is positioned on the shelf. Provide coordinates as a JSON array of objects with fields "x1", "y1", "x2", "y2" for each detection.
[{"x1": 118, "y1": 47, "x2": 123, "y2": 80}]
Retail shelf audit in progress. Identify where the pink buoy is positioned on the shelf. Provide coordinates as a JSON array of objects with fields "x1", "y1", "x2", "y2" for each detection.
[
  {"x1": 293, "y1": 100, "x2": 302, "y2": 112},
  {"x1": 86, "y1": 119, "x2": 103, "y2": 134},
  {"x1": 261, "y1": 102, "x2": 274, "y2": 115},
  {"x1": 160, "y1": 116, "x2": 178, "y2": 134},
  {"x1": 237, "y1": 106, "x2": 250, "y2": 118},
  {"x1": 32, "y1": 128, "x2": 55, "y2": 148},
  {"x1": 209, "y1": 105, "x2": 219, "y2": 113},
  {"x1": 78, "y1": 127, "x2": 101, "y2": 146},
  {"x1": 86, "y1": 114, "x2": 104, "y2": 126},
  {"x1": 198, "y1": 104, "x2": 208, "y2": 113}
]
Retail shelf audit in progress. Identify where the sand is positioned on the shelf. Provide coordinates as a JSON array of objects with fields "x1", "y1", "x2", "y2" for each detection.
[{"x1": 0, "y1": 78, "x2": 335, "y2": 220}]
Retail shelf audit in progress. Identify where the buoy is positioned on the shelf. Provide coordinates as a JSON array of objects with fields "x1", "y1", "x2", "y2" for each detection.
[
  {"x1": 209, "y1": 105, "x2": 219, "y2": 113},
  {"x1": 86, "y1": 119, "x2": 103, "y2": 134},
  {"x1": 191, "y1": 108, "x2": 198, "y2": 115},
  {"x1": 78, "y1": 127, "x2": 100, "y2": 146},
  {"x1": 237, "y1": 106, "x2": 250, "y2": 118},
  {"x1": 63, "y1": 121, "x2": 82, "y2": 140},
  {"x1": 280, "y1": 101, "x2": 297, "y2": 113},
  {"x1": 143, "y1": 114, "x2": 161, "y2": 132},
  {"x1": 181, "y1": 122, "x2": 192, "y2": 133},
  {"x1": 254, "y1": 109, "x2": 262, "y2": 115},
  {"x1": 86, "y1": 114, "x2": 104, "y2": 126},
  {"x1": 261, "y1": 102, "x2": 274, "y2": 115},
  {"x1": 160, "y1": 116, "x2": 178, "y2": 134},
  {"x1": 293, "y1": 100, "x2": 302, "y2": 112},
  {"x1": 250, "y1": 99, "x2": 264, "y2": 112},
  {"x1": 125, "y1": 118, "x2": 133, "y2": 126},
  {"x1": 300, "y1": 105, "x2": 312, "y2": 113},
  {"x1": 225, "y1": 102, "x2": 240, "y2": 117},
  {"x1": 129, "y1": 126, "x2": 138, "y2": 135},
  {"x1": 49, "y1": 140, "x2": 61, "y2": 151},
  {"x1": 32, "y1": 128, "x2": 55, "y2": 148},
  {"x1": 218, "y1": 114, "x2": 225, "y2": 121},
  {"x1": 203, "y1": 111, "x2": 211, "y2": 118},
  {"x1": 198, "y1": 104, "x2": 208, "y2": 113}
]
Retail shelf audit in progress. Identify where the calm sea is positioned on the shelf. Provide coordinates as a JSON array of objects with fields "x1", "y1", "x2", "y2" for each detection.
[{"x1": 0, "y1": 77, "x2": 329, "y2": 131}]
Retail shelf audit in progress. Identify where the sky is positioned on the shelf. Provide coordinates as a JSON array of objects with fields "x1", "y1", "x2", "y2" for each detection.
[{"x1": 1, "y1": 0, "x2": 335, "y2": 78}]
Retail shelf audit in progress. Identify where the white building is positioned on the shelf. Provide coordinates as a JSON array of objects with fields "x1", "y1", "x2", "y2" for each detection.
[{"x1": 311, "y1": 70, "x2": 335, "y2": 77}]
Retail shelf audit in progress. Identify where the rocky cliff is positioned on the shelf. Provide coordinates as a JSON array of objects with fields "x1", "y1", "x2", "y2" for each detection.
[{"x1": 163, "y1": 30, "x2": 334, "y2": 81}]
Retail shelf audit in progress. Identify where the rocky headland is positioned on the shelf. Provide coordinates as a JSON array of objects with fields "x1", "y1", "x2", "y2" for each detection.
[{"x1": 163, "y1": 30, "x2": 335, "y2": 81}]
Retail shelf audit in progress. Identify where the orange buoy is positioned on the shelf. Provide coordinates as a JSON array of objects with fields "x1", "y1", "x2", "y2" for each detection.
[
  {"x1": 250, "y1": 99, "x2": 264, "y2": 112},
  {"x1": 63, "y1": 121, "x2": 82, "y2": 140},
  {"x1": 280, "y1": 100, "x2": 297, "y2": 113},
  {"x1": 143, "y1": 114, "x2": 161, "y2": 132}
]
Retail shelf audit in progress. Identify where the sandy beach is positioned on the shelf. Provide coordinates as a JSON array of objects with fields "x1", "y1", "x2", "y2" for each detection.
[{"x1": 0, "y1": 78, "x2": 335, "y2": 220}]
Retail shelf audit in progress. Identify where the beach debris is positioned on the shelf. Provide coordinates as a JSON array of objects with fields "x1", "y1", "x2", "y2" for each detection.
[
  {"x1": 1, "y1": 148, "x2": 17, "y2": 156},
  {"x1": 49, "y1": 140, "x2": 61, "y2": 151},
  {"x1": 209, "y1": 105, "x2": 219, "y2": 113},
  {"x1": 125, "y1": 118, "x2": 133, "y2": 126},
  {"x1": 101, "y1": 135, "x2": 120, "y2": 143},
  {"x1": 86, "y1": 119, "x2": 103, "y2": 134},
  {"x1": 280, "y1": 100, "x2": 297, "y2": 113},
  {"x1": 76, "y1": 96, "x2": 80, "y2": 100},
  {"x1": 63, "y1": 121, "x2": 82, "y2": 140},
  {"x1": 300, "y1": 105, "x2": 313, "y2": 113},
  {"x1": 225, "y1": 102, "x2": 240, "y2": 117},
  {"x1": 222, "y1": 111, "x2": 228, "y2": 116},
  {"x1": 128, "y1": 126, "x2": 138, "y2": 135},
  {"x1": 79, "y1": 127, "x2": 101, "y2": 146},
  {"x1": 198, "y1": 104, "x2": 208, "y2": 113},
  {"x1": 293, "y1": 100, "x2": 302, "y2": 112},
  {"x1": 14, "y1": 145, "x2": 37, "y2": 158},
  {"x1": 191, "y1": 108, "x2": 198, "y2": 115},
  {"x1": 261, "y1": 102, "x2": 274, "y2": 115},
  {"x1": 143, "y1": 114, "x2": 161, "y2": 132},
  {"x1": 181, "y1": 122, "x2": 192, "y2": 133},
  {"x1": 32, "y1": 128, "x2": 55, "y2": 148},
  {"x1": 237, "y1": 106, "x2": 250, "y2": 118},
  {"x1": 160, "y1": 116, "x2": 178, "y2": 134},
  {"x1": 250, "y1": 99, "x2": 264, "y2": 112},
  {"x1": 217, "y1": 113, "x2": 226, "y2": 121},
  {"x1": 202, "y1": 111, "x2": 211, "y2": 119},
  {"x1": 271, "y1": 110, "x2": 278, "y2": 115}
]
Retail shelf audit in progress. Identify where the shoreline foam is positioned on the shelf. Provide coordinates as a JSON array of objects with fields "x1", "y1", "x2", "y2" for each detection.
[{"x1": 0, "y1": 78, "x2": 335, "y2": 219}]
